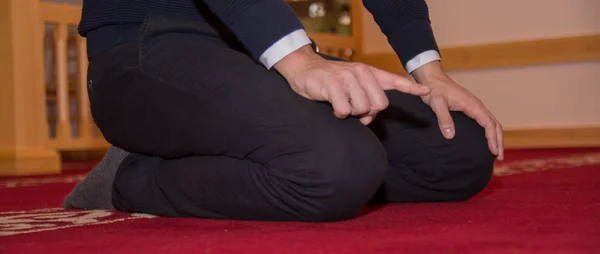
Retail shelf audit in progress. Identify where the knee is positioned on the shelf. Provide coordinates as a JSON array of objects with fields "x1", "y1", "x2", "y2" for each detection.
[
  {"x1": 400, "y1": 113, "x2": 495, "y2": 202},
  {"x1": 447, "y1": 147, "x2": 494, "y2": 201},
  {"x1": 284, "y1": 128, "x2": 388, "y2": 221},
  {"x1": 437, "y1": 116, "x2": 495, "y2": 201}
]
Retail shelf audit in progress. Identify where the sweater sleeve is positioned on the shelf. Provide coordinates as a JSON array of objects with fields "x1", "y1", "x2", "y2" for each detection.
[
  {"x1": 202, "y1": 0, "x2": 306, "y2": 63},
  {"x1": 363, "y1": 0, "x2": 440, "y2": 71}
]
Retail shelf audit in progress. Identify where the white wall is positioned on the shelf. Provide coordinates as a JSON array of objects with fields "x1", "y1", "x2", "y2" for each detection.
[{"x1": 361, "y1": 0, "x2": 600, "y2": 129}]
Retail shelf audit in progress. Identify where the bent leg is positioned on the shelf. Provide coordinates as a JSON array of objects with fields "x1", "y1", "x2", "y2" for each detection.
[
  {"x1": 369, "y1": 91, "x2": 495, "y2": 203},
  {"x1": 317, "y1": 52, "x2": 494, "y2": 202},
  {"x1": 89, "y1": 16, "x2": 387, "y2": 221}
]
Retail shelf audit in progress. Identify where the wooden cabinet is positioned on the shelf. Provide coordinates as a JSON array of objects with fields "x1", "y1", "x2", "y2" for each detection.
[{"x1": 286, "y1": 0, "x2": 362, "y2": 60}]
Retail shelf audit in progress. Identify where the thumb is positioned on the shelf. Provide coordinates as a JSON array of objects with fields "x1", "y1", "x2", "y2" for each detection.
[
  {"x1": 359, "y1": 114, "x2": 377, "y2": 125},
  {"x1": 429, "y1": 97, "x2": 455, "y2": 139}
]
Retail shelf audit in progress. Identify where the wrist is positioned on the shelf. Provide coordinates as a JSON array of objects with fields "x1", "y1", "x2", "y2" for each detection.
[
  {"x1": 411, "y1": 60, "x2": 448, "y2": 84},
  {"x1": 273, "y1": 45, "x2": 320, "y2": 81}
]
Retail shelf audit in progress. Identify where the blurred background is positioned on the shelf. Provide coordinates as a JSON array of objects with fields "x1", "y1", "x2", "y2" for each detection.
[{"x1": 1, "y1": 0, "x2": 599, "y2": 176}]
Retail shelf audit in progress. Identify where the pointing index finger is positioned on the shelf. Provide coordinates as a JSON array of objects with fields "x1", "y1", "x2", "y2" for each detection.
[{"x1": 368, "y1": 66, "x2": 430, "y2": 96}]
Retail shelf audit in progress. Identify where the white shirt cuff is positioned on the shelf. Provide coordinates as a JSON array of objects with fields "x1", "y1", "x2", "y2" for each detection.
[
  {"x1": 259, "y1": 29, "x2": 312, "y2": 69},
  {"x1": 405, "y1": 50, "x2": 441, "y2": 73}
]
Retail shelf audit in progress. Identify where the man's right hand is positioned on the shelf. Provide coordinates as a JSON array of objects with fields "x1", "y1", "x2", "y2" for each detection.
[{"x1": 274, "y1": 45, "x2": 431, "y2": 125}]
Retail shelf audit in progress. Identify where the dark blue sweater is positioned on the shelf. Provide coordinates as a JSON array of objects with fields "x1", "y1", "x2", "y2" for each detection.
[{"x1": 79, "y1": 0, "x2": 439, "y2": 69}]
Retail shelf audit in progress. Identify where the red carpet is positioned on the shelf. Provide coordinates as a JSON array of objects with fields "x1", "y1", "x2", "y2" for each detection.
[{"x1": 1, "y1": 148, "x2": 599, "y2": 253}]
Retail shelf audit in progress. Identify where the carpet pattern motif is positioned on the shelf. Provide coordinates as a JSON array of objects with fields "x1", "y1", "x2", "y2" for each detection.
[{"x1": 1, "y1": 148, "x2": 599, "y2": 253}]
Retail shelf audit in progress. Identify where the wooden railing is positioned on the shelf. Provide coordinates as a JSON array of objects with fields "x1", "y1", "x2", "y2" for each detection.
[
  {"x1": 41, "y1": 2, "x2": 109, "y2": 151},
  {"x1": 1, "y1": 0, "x2": 61, "y2": 176},
  {"x1": 0, "y1": 0, "x2": 108, "y2": 176}
]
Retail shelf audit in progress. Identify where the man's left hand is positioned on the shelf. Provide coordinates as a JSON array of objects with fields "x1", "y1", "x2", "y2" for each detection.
[{"x1": 412, "y1": 61, "x2": 504, "y2": 161}]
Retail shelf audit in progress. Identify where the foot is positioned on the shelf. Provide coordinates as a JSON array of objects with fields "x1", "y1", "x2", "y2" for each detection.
[{"x1": 63, "y1": 146, "x2": 129, "y2": 210}]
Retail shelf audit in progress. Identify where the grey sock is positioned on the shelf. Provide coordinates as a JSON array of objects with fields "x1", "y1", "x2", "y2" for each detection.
[{"x1": 63, "y1": 146, "x2": 129, "y2": 210}]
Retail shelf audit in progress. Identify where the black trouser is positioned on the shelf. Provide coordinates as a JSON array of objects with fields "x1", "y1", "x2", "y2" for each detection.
[{"x1": 88, "y1": 15, "x2": 494, "y2": 222}]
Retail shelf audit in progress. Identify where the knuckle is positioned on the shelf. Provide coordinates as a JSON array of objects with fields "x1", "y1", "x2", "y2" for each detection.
[
  {"x1": 471, "y1": 98, "x2": 484, "y2": 106},
  {"x1": 394, "y1": 75, "x2": 409, "y2": 82},
  {"x1": 331, "y1": 67, "x2": 348, "y2": 79},
  {"x1": 433, "y1": 97, "x2": 446, "y2": 106},
  {"x1": 337, "y1": 107, "x2": 351, "y2": 117},
  {"x1": 356, "y1": 109, "x2": 369, "y2": 116},
  {"x1": 341, "y1": 69, "x2": 355, "y2": 78},
  {"x1": 334, "y1": 71, "x2": 354, "y2": 84},
  {"x1": 372, "y1": 98, "x2": 389, "y2": 111},
  {"x1": 327, "y1": 77, "x2": 343, "y2": 88},
  {"x1": 354, "y1": 103, "x2": 370, "y2": 114},
  {"x1": 377, "y1": 99, "x2": 389, "y2": 110},
  {"x1": 332, "y1": 72, "x2": 345, "y2": 82},
  {"x1": 457, "y1": 99, "x2": 470, "y2": 108},
  {"x1": 370, "y1": 109, "x2": 382, "y2": 116},
  {"x1": 353, "y1": 63, "x2": 370, "y2": 73}
]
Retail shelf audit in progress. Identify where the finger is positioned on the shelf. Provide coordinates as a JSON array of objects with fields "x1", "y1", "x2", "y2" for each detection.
[
  {"x1": 495, "y1": 120, "x2": 504, "y2": 160},
  {"x1": 355, "y1": 65, "x2": 389, "y2": 116},
  {"x1": 429, "y1": 96, "x2": 455, "y2": 139},
  {"x1": 327, "y1": 84, "x2": 352, "y2": 119},
  {"x1": 359, "y1": 114, "x2": 376, "y2": 125},
  {"x1": 346, "y1": 76, "x2": 371, "y2": 116},
  {"x1": 368, "y1": 66, "x2": 430, "y2": 96},
  {"x1": 462, "y1": 105, "x2": 499, "y2": 156}
]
